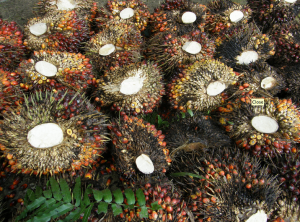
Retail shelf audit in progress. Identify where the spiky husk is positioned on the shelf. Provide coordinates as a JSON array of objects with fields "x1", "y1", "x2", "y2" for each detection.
[
  {"x1": 16, "y1": 50, "x2": 95, "y2": 92},
  {"x1": 216, "y1": 97, "x2": 300, "y2": 159},
  {"x1": 170, "y1": 146, "x2": 280, "y2": 221},
  {"x1": 247, "y1": 0, "x2": 297, "y2": 33},
  {"x1": 95, "y1": 0, "x2": 150, "y2": 32},
  {"x1": 24, "y1": 11, "x2": 91, "y2": 53},
  {"x1": 94, "y1": 61, "x2": 164, "y2": 116},
  {"x1": 150, "y1": 0, "x2": 207, "y2": 35},
  {"x1": 165, "y1": 114, "x2": 231, "y2": 158},
  {"x1": 267, "y1": 146, "x2": 300, "y2": 202},
  {"x1": 86, "y1": 22, "x2": 143, "y2": 71},
  {"x1": 270, "y1": 198, "x2": 300, "y2": 222},
  {"x1": 0, "y1": 90, "x2": 108, "y2": 175},
  {"x1": 205, "y1": 0, "x2": 252, "y2": 36},
  {"x1": 146, "y1": 30, "x2": 215, "y2": 74},
  {"x1": 0, "y1": 18, "x2": 26, "y2": 71},
  {"x1": 228, "y1": 62, "x2": 286, "y2": 100},
  {"x1": 167, "y1": 59, "x2": 238, "y2": 112},
  {"x1": 34, "y1": 0, "x2": 95, "y2": 16},
  {"x1": 215, "y1": 24, "x2": 275, "y2": 72},
  {"x1": 0, "y1": 69, "x2": 23, "y2": 114},
  {"x1": 283, "y1": 64, "x2": 300, "y2": 105},
  {"x1": 99, "y1": 178, "x2": 189, "y2": 222},
  {"x1": 109, "y1": 115, "x2": 171, "y2": 180},
  {"x1": 268, "y1": 21, "x2": 300, "y2": 67}
]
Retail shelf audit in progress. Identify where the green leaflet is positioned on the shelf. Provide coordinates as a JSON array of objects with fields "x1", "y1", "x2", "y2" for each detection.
[
  {"x1": 82, "y1": 204, "x2": 94, "y2": 222},
  {"x1": 97, "y1": 202, "x2": 108, "y2": 214},
  {"x1": 112, "y1": 189, "x2": 123, "y2": 204},
  {"x1": 50, "y1": 177, "x2": 62, "y2": 201},
  {"x1": 111, "y1": 204, "x2": 123, "y2": 216},
  {"x1": 102, "y1": 189, "x2": 112, "y2": 203},
  {"x1": 73, "y1": 177, "x2": 81, "y2": 207},
  {"x1": 136, "y1": 189, "x2": 146, "y2": 206},
  {"x1": 59, "y1": 178, "x2": 72, "y2": 203},
  {"x1": 124, "y1": 189, "x2": 135, "y2": 205}
]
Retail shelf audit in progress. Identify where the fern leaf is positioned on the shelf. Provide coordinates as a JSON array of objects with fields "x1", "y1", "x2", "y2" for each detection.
[
  {"x1": 82, "y1": 203, "x2": 94, "y2": 222},
  {"x1": 50, "y1": 177, "x2": 62, "y2": 201},
  {"x1": 59, "y1": 178, "x2": 72, "y2": 203},
  {"x1": 112, "y1": 189, "x2": 123, "y2": 204},
  {"x1": 73, "y1": 177, "x2": 81, "y2": 207}
]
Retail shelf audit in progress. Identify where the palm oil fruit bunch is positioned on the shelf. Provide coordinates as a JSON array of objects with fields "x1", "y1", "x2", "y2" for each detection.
[
  {"x1": 247, "y1": 0, "x2": 298, "y2": 33},
  {"x1": 267, "y1": 147, "x2": 300, "y2": 203},
  {"x1": 24, "y1": 10, "x2": 91, "y2": 53},
  {"x1": 216, "y1": 97, "x2": 300, "y2": 159},
  {"x1": 0, "y1": 69, "x2": 23, "y2": 114},
  {"x1": 0, "y1": 90, "x2": 108, "y2": 176},
  {"x1": 86, "y1": 22, "x2": 143, "y2": 72},
  {"x1": 229, "y1": 62, "x2": 286, "y2": 100},
  {"x1": 267, "y1": 21, "x2": 300, "y2": 67},
  {"x1": 270, "y1": 198, "x2": 300, "y2": 221},
  {"x1": 94, "y1": 61, "x2": 164, "y2": 116},
  {"x1": 0, "y1": 18, "x2": 26, "y2": 72},
  {"x1": 170, "y1": 146, "x2": 280, "y2": 222},
  {"x1": 205, "y1": 0, "x2": 252, "y2": 36},
  {"x1": 283, "y1": 64, "x2": 300, "y2": 105},
  {"x1": 167, "y1": 59, "x2": 238, "y2": 113},
  {"x1": 150, "y1": 0, "x2": 207, "y2": 36},
  {"x1": 215, "y1": 24, "x2": 276, "y2": 72},
  {"x1": 165, "y1": 114, "x2": 231, "y2": 157},
  {"x1": 146, "y1": 29, "x2": 215, "y2": 74},
  {"x1": 16, "y1": 50, "x2": 95, "y2": 93},
  {"x1": 95, "y1": 0, "x2": 150, "y2": 32},
  {"x1": 109, "y1": 115, "x2": 171, "y2": 180}
]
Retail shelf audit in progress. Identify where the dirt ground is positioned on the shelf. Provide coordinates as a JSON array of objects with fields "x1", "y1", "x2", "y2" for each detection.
[{"x1": 0, "y1": 0, "x2": 246, "y2": 29}]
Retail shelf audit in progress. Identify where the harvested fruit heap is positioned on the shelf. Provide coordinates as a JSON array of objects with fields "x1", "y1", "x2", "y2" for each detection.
[{"x1": 1, "y1": 0, "x2": 300, "y2": 221}]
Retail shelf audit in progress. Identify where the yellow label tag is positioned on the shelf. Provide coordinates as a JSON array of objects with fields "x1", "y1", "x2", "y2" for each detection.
[{"x1": 251, "y1": 99, "x2": 264, "y2": 106}]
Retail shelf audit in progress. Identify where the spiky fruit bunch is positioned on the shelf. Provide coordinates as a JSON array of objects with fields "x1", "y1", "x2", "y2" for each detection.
[
  {"x1": 109, "y1": 115, "x2": 171, "y2": 180},
  {"x1": 215, "y1": 25, "x2": 275, "y2": 72},
  {"x1": 170, "y1": 146, "x2": 280, "y2": 222},
  {"x1": 16, "y1": 50, "x2": 95, "y2": 92},
  {"x1": 167, "y1": 59, "x2": 238, "y2": 112},
  {"x1": 0, "y1": 69, "x2": 23, "y2": 114},
  {"x1": 267, "y1": 147, "x2": 300, "y2": 202},
  {"x1": 229, "y1": 62, "x2": 286, "y2": 100},
  {"x1": 0, "y1": 91, "x2": 108, "y2": 175},
  {"x1": 217, "y1": 98, "x2": 300, "y2": 158},
  {"x1": 24, "y1": 10, "x2": 91, "y2": 53},
  {"x1": 0, "y1": 18, "x2": 26, "y2": 71},
  {"x1": 205, "y1": 0, "x2": 252, "y2": 36},
  {"x1": 165, "y1": 114, "x2": 231, "y2": 157},
  {"x1": 35, "y1": 0, "x2": 95, "y2": 16},
  {"x1": 247, "y1": 0, "x2": 297, "y2": 33},
  {"x1": 99, "y1": 179, "x2": 188, "y2": 222},
  {"x1": 95, "y1": 0, "x2": 150, "y2": 32},
  {"x1": 86, "y1": 22, "x2": 143, "y2": 71},
  {"x1": 268, "y1": 21, "x2": 300, "y2": 66},
  {"x1": 283, "y1": 64, "x2": 300, "y2": 105},
  {"x1": 94, "y1": 61, "x2": 164, "y2": 116},
  {"x1": 150, "y1": 0, "x2": 207, "y2": 35},
  {"x1": 146, "y1": 30, "x2": 215, "y2": 74},
  {"x1": 270, "y1": 198, "x2": 300, "y2": 222}
]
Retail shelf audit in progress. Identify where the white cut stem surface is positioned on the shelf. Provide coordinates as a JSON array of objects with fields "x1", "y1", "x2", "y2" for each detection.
[
  {"x1": 136, "y1": 154, "x2": 154, "y2": 174},
  {"x1": 251, "y1": 115, "x2": 279, "y2": 134},
  {"x1": 27, "y1": 123, "x2": 64, "y2": 149},
  {"x1": 120, "y1": 8, "x2": 134, "y2": 19},
  {"x1": 245, "y1": 210, "x2": 267, "y2": 222},
  {"x1": 207, "y1": 81, "x2": 226, "y2": 96},
  {"x1": 182, "y1": 11, "x2": 197, "y2": 24},
  {"x1": 182, "y1": 41, "x2": 201, "y2": 54},
  {"x1": 120, "y1": 69, "x2": 144, "y2": 95},
  {"x1": 50, "y1": 0, "x2": 77, "y2": 10},
  {"x1": 35, "y1": 61, "x2": 58, "y2": 77},
  {"x1": 229, "y1": 10, "x2": 244, "y2": 23},
  {"x1": 261, "y1": 76, "x2": 277, "y2": 89},
  {"x1": 29, "y1": 23, "x2": 47, "y2": 36},
  {"x1": 236, "y1": 50, "x2": 259, "y2": 65},
  {"x1": 99, "y1": 44, "x2": 116, "y2": 56}
]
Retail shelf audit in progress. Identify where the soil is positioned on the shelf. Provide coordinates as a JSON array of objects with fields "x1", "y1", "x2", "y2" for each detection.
[{"x1": 0, "y1": 0, "x2": 246, "y2": 29}]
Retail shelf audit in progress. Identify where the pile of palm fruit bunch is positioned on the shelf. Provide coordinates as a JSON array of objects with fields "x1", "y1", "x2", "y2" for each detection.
[{"x1": 0, "y1": 0, "x2": 300, "y2": 221}]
